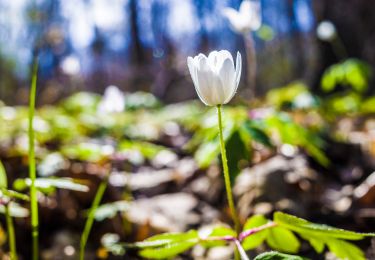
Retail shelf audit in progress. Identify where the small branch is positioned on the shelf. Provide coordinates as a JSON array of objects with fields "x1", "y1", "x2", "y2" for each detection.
[
  {"x1": 234, "y1": 239, "x2": 250, "y2": 260},
  {"x1": 204, "y1": 235, "x2": 236, "y2": 242},
  {"x1": 201, "y1": 222, "x2": 277, "y2": 244},
  {"x1": 238, "y1": 222, "x2": 277, "y2": 241}
]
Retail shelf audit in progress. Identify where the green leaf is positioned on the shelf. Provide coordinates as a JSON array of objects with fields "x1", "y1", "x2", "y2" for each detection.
[
  {"x1": 299, "y1": 234, "x2": 324, "y2": 253},
  {"x1": 226, "y1": 130, "x2": 251, "y2": 182},
  {"x1": 194, "y1": 118, "x2": 235, "y2": 168},
  {"x1": 135, "y1": 230, "x2": 198, "y2": 248},
  {"x1": 264, "y1": 114, "x2": 329, "y2": 167},
  {"x1": 194, "y1": 139, "x2": 220, "y2": 168},
  {"x1": 266, "y1": 81, "x2": 310, "y2": 109},
  {"x1": 200, "y1": 225, "x2": 236, "y2": 247},
  {"x1": 254, "y1": 251, "x2": 306, "y2": 260},
  {"x1": 62, "y1": 92, "x2": 100, "y2": 114},
  {"x1": 0, "y1": 160, "x2": 29, "y2": 201},
  {"x1": 0, "y1": 202, "x2": 29, "y2": 218},
  {"x1": 139, "y1": 240, "x2": 196, "y2": 259},
  {"x1": 326, "y1": 93, "x2": 361, "y2": 114},
  {"x1": 242, "y1": 122, "x2": 273, "y2": 148},
  {"x1": 0, "y1": 188, "x2": 29, "y2": 201},
  {"x1": 274, "y1": 212, "x2": 374, "y2": 240},
  {"x1": 94, "y1": 201, "x2": 130, "y2": 221},
  {"x1": 266, "y1": 226, "x2": 300, "y2": 253},
  {"x1": 326, "y1": 239, "x2": 365, "y2": 260},
  {"x1": 118, "y1": 140, "x2": 169, "y2": 161},
  {"x1": 321, "y1": 59, "x2": 371, "y2": 93},
  {"x1": 255, "y1": 25, "x2": 275, "y2": 41},
  {"x1": 136, "y1": 230, "x2": 199, "y2": 259},
  {"x1": 0, "y1": 160, "x2": 8, "y2": 188},
  {"x1": 124, "y1": 91, "x2": 161, "y2": 110},
  {"x1": 242, "y1": 215, "x2": 269, "y2": 250},
  {"x1": 14, "y1": 177, "x2": 89, "y2": 193},
  {"x1": 361, "y1": 96, "x2": 375, "y2": 113},
  {"x1": 61, "y1": 142, "x2": 111, "y2": 163}
]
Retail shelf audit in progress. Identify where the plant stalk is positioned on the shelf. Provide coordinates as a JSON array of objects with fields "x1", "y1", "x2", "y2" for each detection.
[
  {"x1": 80, "y1": 179, "x2": 108, "y2": 260},
  {"x1": 28, "y1": 58, "x2": 39, "y2": 260},
  {"x1": 244, "y1": 34, "x2": 257, "y2": 99},
  {"x1": 216, "y1": 105, "x2": 240, "y2": 234},
  {"x1": 5, "y1": 203, "x2": 17, "y2": 260}
]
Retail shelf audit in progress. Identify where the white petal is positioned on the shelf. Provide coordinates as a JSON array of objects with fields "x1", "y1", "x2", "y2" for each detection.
[
  {"x1": 212, "y1": 75, "x2": 226, "y2": 105},
  {"x1": 238, "y1": 0, "x2": 261, "y2": 32},
  {"x1": 239, "y1": 0, "x2": 252, "y2": 15},
  {"x1": 208, "y1": 51, "x2": 220, "y2": 70},
  {"x1": 187, "y1": 56, "x2": 198, "y2": 87},
  {"x1": 218, "y1": 56, "x2": 236, "y2": 103},
  {"x1": 188, "y1": 55, "x2": 210, "y2": 105},
  {"x1": 222, "y1": 8, "x2": 239, "y2": 23},
  {"x1": 195, "y1": 56, "x2": 216, "y2": 105},
  {"x1": 218, "y1": 50, "x2": 234, "y2": 65},
  {"x1": 222, "y1": 8, "x2": 247, "y2": 34},
  {"x1": 248, "y1": 1, "x2": 262, "y2": 30},
  {"x1": 235, "y1": 51, "x2": 242, "y2": 86},
  {"x1": 223, "y1": 51, "x2": 242, "y2": 103}
]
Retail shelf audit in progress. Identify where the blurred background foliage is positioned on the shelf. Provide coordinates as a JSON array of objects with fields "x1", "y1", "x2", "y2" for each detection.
[{"x1": 1, "y1": 0, "x2": 375, "y2": 259}]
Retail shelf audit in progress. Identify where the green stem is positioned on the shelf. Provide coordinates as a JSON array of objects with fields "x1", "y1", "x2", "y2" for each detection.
[
  {"x1": 5, "y1": 203, "x2": 17, "y2": 260},
  {"x1": 28, "y1": 58, "x2": 39, "y2": 260},
  {"x1": 80, "y1": 180, "x2": 108, "y2": 260},
  {"x1": 216, "y1": 105, "x2": 240, "y2": 234},
  {"x1": 244, "y1": 34, "x2": 257, "y2": 99}
]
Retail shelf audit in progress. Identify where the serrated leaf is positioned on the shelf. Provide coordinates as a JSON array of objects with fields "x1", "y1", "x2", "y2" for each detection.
[
  {"x1": 139, "y1": 240, "x2": 196, "y2": 259},
  {"x1": 254, "y1": 251, "x2": 306, "y2": 260},
  {"x1": 266, "y1": 226, "x2": 300, "y2": 253},
  {"x1": 274, "y1": 212, "x2": 374, "y2": 240},
  {"x1": 326, "y1": 239, "x2": 365, "y2": 260},
  {"x1": 242, "y1": 215, "x2": 269, "y2": 250}
]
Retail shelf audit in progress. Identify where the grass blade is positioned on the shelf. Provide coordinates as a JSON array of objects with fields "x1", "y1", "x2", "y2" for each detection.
[
  {"x1": 28, "y1": 58, "x2": 39, "y2": 260},
  {"x1": 80, "y1": 179, "x2": 108, "y2": 260},
  {"x1": 5, "y1": 204, "x2": 17, "y2": 260}
]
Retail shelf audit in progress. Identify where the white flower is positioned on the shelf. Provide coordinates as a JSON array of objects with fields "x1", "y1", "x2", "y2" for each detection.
[
  {"x1": 60, "y1": 55, "x2": 81, "y2": 76},
  {"x1": 223, "y1": 0, "x2": 261, "y2": 34},
  {"x1": 98, "y1": 85, "x2": 125, "y2": 113},
  {"x1": 316, "y1": 20, "x2": 336, "y2": 41},
  {"x1": 187, "y1": 50, "x2": 242, "y2": 106}
]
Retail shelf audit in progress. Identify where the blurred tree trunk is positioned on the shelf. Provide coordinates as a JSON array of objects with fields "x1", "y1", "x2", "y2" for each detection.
[{"x1": 129, "y1": 0, "x2": 145, "y2": 65}]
